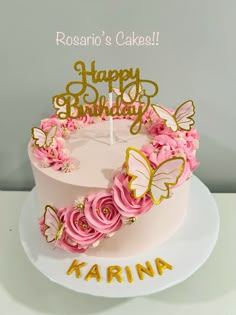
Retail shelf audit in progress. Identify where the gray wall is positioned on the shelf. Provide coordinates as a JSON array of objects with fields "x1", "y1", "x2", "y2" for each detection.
[{"x1": 2, "y1": 0, "x2": 236, "y2": 192}]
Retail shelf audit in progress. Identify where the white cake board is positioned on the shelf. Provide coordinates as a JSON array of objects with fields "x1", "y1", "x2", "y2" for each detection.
[{"x1": 19, "y1": 175, "x2": 219, "y2": 298}]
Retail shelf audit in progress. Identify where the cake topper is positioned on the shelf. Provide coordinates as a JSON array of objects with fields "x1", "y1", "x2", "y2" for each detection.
[{"x1": 53, "y1": 60, "x2": 159, "y2": 135}]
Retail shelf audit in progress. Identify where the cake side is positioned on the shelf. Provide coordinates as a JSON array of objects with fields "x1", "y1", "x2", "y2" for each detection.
[
  {"x1": 29, "y1": 141, "x2": 190, "y2": 257},
  {"x1": 28, "y1": 60, "x2": 199, "y2": 256},
  {"x1": 28, "y1": 101, "x2": 198, "y2": 257},
  {"x1": 86, "y1": 179, "x2": 190, "y2": 257}
]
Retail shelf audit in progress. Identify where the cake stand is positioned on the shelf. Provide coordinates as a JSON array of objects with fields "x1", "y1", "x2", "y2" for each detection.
[{"x1": 19, "y1": 175, "x2": 219, "y2": 298}]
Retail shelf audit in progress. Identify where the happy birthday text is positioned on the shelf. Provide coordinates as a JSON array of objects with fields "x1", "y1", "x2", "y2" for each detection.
[{"x1": 53, "y1": 60, "x2": 159, "y2": 134}]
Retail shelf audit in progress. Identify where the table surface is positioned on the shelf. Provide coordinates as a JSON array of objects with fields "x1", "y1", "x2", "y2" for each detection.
[{"x1": 0, "y1": 191, "x2": 235, "y2": 315}]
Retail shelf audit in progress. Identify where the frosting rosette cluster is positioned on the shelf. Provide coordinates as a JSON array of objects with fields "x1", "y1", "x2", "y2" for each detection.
[
  {"x1": 112, "y1": 173, "x2": 153, "y2": 217},
  {"x1": 32, "y1": 137, "x2": 75, "y2": 171},
  {"x1": 36, "y1": 101, "x2": 200, "y2": 253},
  {"x1": 142, "y1": 112, "x2": 199, "y2": 186},
  {"x1": 31, "y1": 113, "x2": 96, "y2": 171},
  {"x1": 39, "y1": 180, "x2": 154, "y2": 252},
  {"x1": 57, "y1": 206, "x2": 104, "y2": 252},
  {"x1": 62, "y1": 207, "x2": 104, "y2": 246},
  {"x1": 84, "y1": 191, "x2": 122, "y2": 234}
]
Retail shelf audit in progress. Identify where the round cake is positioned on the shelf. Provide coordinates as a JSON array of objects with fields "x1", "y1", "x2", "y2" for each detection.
[{"x1": 29, "y1": 102, "x2": 199, "y2": 257}]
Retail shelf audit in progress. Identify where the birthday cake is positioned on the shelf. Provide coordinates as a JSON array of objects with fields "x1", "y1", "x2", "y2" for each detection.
[{"x1": 28, "y1": 61, "x2": 199, "y2": 258}]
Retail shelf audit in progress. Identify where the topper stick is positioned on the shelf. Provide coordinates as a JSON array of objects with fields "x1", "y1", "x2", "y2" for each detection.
[{"x1": 109, "y1": 92, "x2": 114, "y2": 145}]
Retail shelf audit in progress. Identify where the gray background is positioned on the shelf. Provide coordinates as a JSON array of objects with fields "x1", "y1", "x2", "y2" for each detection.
[{"x1": 2, "y1": 0, "x2": 236, "y2": 192}]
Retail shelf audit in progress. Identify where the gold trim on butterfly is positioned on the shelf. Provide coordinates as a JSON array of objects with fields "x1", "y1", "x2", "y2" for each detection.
[
  {"x1": 149, "y1": 156, "x2": 185, "y2": 205},
  {"x1": 151, "y1": 100, "x2": 195, "y2": 131},
  {"x1": 151, "y1": 105, "x2": 178, "y2": 130},
  {"x1": 125, "y1": 147, "x2": 185, "y2": 204},
  {"x1": 43, "y1": 205, "x2": 64, "y2": 243},
  {"x1": 175, "y1": 100, "x2": 195, "y2": 131},
  {"x1": 126, "y1": 147, "x2": 154, "y2": 199},
  {"x1": 31, "y1": 125, "x2": 57, "y2": 148}
]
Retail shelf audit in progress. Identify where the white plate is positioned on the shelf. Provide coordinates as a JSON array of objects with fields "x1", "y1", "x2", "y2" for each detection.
[{"x1": 19, "y1": 175, "x2": 219, "y2": 297}]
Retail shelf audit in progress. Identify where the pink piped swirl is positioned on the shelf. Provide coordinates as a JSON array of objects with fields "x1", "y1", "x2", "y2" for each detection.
[
  {"x1": 33, "y1": 137, "x2": 74, "y2": 171},
  {"x1": 57, "y1": 234, "x2": 89, "y2": 253},
  {"x1": 40, "y1": 116, "x2": 61, "y2": 135},
  {"x1": 75, "y1": 114, "x2": 94, "y2": 125},
  {"x1": 39, "y1": 216, "x2": 45, "y2": 235},
  {"x1": 59, "y1": 207, "x2": 104, "y2": 247},
  {"x1": 142, "y1": 124, "x2": 200, "y2": 186},
  {"x1": 84, "y1": 191, "x2": 122, "y2": 234},
  {"x1": 112, "y1": 173, "x2": 153, "y2": 217}
]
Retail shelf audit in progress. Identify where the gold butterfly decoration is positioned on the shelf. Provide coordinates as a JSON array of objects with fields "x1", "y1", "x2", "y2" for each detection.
[
  {"x1": 43, "y1": 205, "x2": 64, "y2": 243},
  {"x1": 32, "y1": 125, "x2": 57, "y2": 148},
  {"x1": 152, "y1": 100, "x2": 195, "y2": 131},
  {"x1": 126, "y1": 147, "x2": 185, "y2": 204}
]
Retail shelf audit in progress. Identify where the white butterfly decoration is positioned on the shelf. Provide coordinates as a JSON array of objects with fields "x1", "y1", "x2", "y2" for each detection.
[
  {"x1": 32, "y1": 125, "x2": 57, "y2": 148},
  {"x1": 43, "y1": 205, "x2": 64, "y2": 243},
  {"x1": 113, "y1": 83, "x2": 143, "y2": 103},
  {"x1": 152, "y1": 100, "x2": 195, "y2": 131},
  {"x1": 126, "y1": 147, "x2": 185, "y2": 204}
]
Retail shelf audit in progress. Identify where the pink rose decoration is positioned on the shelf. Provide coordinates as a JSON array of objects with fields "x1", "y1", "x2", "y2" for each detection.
[
  {"x1": 147, "y1": 118, "x2": 165, "y2": 136},
  {"x1": 64, "y1": 119, "x2": 76, "y2": 131},
  {"x1": 39, "y1": 216, "x2": 45, "y2": 235},
  {"x1": 112, "y1": 173, "x2": 153, "y2": 217},
  {"x1": 156, "y1": 146, "x2": 174, "y2": 163},
  {"x1": 40, "y1": 116, "x2": 58, "y2": 132},
  {"x1": 40, "y1": 116, "x2": 63, "y2": 137},
  {"x1": 141, "y1": 143, "x2": 173, "y2": 167},
  {"x1": 38, "y1": 208, "x2": 88, "y2": 253},
  {"x1": 32, "y1": 137, "x2": 74, "y2": 171},
  {"x1": 153, "y1": 134, "x2": 177, "y2": 149},
  {"x1": 84, "y1": 191, "x2": 122, "y2": 234},
  {"x1": 57, "y1": 234, "x2": 88, "y2": 253},
  {"x1": 142, "y1": 123, "x2": 200, "y2": 186},
  {"x1": 61, "y1": 207, "x2": 104, "y2": 246},
  {"x1": 55, "y1": 208, "x2": 88, "y2": 253},
  {"x1": 40, "y1": 116, "x2": 78, "y2": 137}
]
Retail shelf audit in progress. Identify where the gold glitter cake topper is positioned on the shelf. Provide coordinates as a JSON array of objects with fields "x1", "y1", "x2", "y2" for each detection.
[{"x1": 53, "y1": 60, "x2": 159, "y2": 135}]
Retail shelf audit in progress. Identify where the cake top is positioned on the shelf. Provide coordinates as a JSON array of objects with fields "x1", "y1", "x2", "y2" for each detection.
[
  {"x1": 30, "y1": 60, "x2": 199, "y2": 253},
  {"x1": 30, "y1": 120, "x2": 151, "y2": 187}
]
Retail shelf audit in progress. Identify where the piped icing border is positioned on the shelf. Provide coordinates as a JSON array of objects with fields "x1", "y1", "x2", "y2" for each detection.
[{"x1": 34, "y1": 100, "x2": 199, "y2": 253}]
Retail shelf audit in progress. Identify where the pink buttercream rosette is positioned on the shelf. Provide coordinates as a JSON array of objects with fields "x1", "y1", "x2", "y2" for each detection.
[
  {"x1": 112, "y1": 173, "x2": 153, "y2": 217},
  {"x1": 84, "y1": 191, "x2": 122, "y2": 234},
  {"x1": 142, "y1": 107, "x2": 199, "y2": 186},
  {"x1": 32, "y1": 114, "x2": 95, "y2": 171}
]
